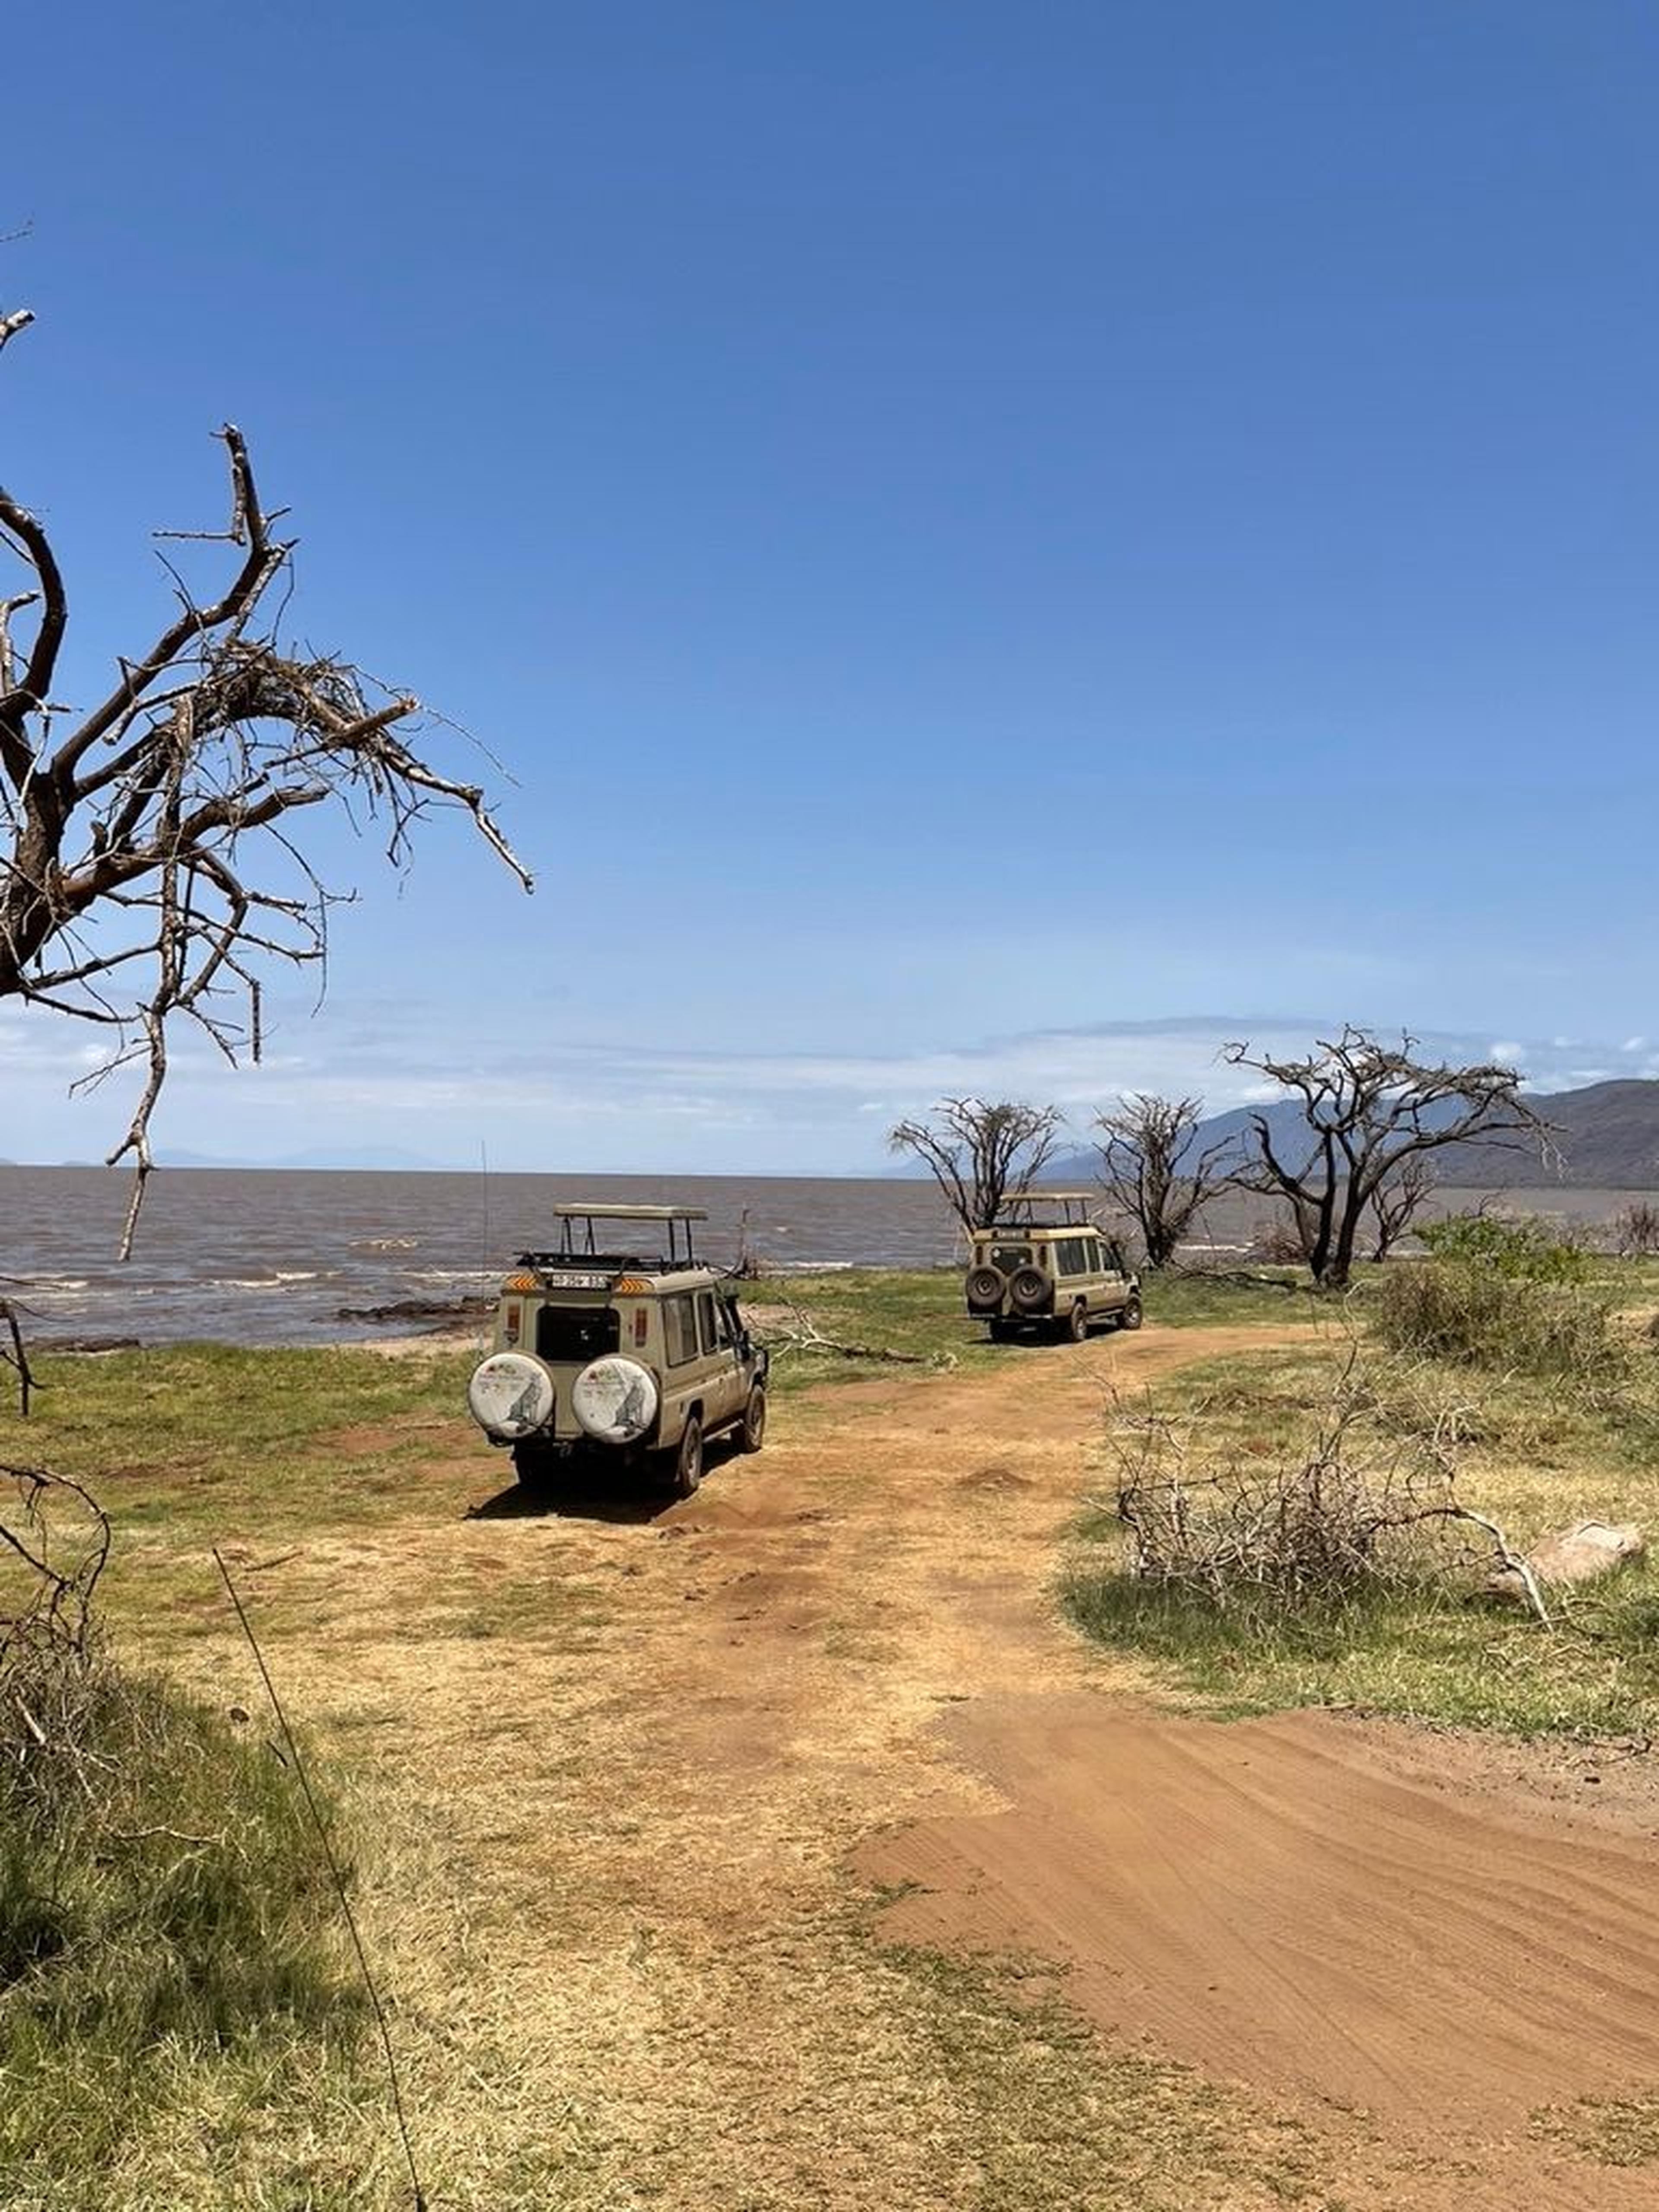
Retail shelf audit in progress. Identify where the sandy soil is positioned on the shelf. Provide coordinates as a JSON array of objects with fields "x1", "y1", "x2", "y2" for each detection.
[{"x1": 210, "y1": 1318, "x2": 1659, "y2": 2207}]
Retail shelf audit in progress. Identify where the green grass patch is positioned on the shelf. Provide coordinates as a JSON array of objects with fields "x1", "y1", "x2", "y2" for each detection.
[{"x1": 0, "y1": 1650, "x2": 373, "y2": 2204}]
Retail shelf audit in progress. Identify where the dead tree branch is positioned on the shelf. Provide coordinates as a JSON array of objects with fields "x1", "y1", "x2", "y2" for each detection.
[{"x1": 1, "y1": 308, "x2": 532, "y2": 1246}]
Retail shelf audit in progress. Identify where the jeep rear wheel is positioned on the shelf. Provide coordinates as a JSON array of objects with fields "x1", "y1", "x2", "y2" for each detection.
[
  {"x1": 1066, "y1": 1302, "x2": 1090, "y2": 1343},
  {"x1": 667, "y1": 1417, "x2": 704, "y2": 1498},
  {"x1": 737, "y1": 1385, "x2": 767, "y2": 1453}
]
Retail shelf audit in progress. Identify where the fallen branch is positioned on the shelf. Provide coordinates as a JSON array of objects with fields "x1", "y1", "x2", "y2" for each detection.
[{"x1": 761, "y1": 1305, "x2": 953, "y2": 1370}]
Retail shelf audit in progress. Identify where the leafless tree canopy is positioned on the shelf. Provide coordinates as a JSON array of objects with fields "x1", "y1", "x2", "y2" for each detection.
[
  {"x1": 0, "y1": 299, "x2": 530, "y2": 1249},
  {"x1": 1224, "y1": 1028, "x2": 1548, "y2": 1290},
  {"x1": 1094, "y1": 1093, "x2": 1229, "y2": 1268},
  {"x1": 887, "y1": 1097, "x2": 1063, "y2": 1232}
]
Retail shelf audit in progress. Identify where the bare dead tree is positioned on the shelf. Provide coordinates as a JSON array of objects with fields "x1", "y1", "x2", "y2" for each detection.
[
  {"x1": 1093, "y1": 1093, "x2": 1230, "y2": 1268},
  {"x1": 1223, "y1": 1029, "x2": 1548, "y2": 1291},
  {"x1": 887, "y1": 1097, "x2": 1064, "y2": 1232},
  {"x1": 0, "y1": 298, "x2": 531, "y2": 1252},
  {"x1": 1368, "y1": 1150, "x2": 1434, "y2": 1262}
]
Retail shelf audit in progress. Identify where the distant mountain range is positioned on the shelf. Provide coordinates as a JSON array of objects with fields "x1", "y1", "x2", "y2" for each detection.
[{"x1": 1042, "y1": 1078, "x2": 1659, "y2": 1190}]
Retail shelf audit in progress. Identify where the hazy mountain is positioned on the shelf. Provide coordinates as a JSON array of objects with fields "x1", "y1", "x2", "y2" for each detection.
[{"x1": 1046, "y1": 1077, "x2": 1659, "y2": 1191}]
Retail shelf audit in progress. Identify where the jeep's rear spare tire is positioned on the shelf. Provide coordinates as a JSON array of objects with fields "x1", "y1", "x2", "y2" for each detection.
[
  {"x1": 467, "y1": 1352, "x2": 555, "y2": 1441},
  {"x1": 572, "y1": 1355, "x2": 660, "y2": 1444},
  {"x1": 966, "y1": 1265, "x2": 1005, "y2": 1308},
  {"x1": 1009, "y1": 1265, "x2": 1049, "y2": 1312}
]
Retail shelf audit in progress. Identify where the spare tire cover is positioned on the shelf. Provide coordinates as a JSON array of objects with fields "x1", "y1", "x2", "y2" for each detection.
[
  {"x1": 467, "y1": 1352, "x2": 555, "y2": 1440},
  {"x1": 572, "y1": 1355, "x2": 660, "y2": 1444}
]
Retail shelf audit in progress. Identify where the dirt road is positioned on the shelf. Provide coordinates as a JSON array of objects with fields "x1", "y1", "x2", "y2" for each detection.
[{"x1": 248, "y1": 1319, "x2": 1659, "y2": 2208}]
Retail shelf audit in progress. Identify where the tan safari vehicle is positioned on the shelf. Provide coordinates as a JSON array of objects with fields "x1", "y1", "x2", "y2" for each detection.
[
  {"x1": 963, "y1": 1191, "x2": 1142, "y2": 1342},
  {"x1": 465, "y1": 1203, "x2": 768, "y2": 1497}
]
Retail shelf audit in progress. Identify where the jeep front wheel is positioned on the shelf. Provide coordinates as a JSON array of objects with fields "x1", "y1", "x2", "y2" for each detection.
[
  {"x1": 1119, "y1": 1294, "x2": 1144, "y2": 1331},
  {"x1": 737, "y1": 1385, "x2": 767, "y2": 1453},
  {"x1": 667, "y1": 1417, "x2": 704, "y2": 1498}
]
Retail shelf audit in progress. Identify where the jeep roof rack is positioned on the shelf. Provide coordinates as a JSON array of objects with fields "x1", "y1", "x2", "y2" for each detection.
[
  {"x1": 545, "y1": 1201, "x2": 707, "y2": 1268},
  {"x1": 991, "y1": 1190, "x2": 1097, "y2": 1226}
]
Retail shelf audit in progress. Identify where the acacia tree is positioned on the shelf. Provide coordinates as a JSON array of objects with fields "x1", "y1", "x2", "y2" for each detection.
[
  {"x1": 888, "y1": 1097, "x2": 1063, "y2": 1232},
  {"x1": 1093, "y1": 1093, "x2": 1230, "y2": 1268},
  {"x1": 1223, "y1": 1029, "x2": 1547, "y2": 1290},
  {"x1": 0, "y1": 296, "x2": 529, "y2": 1249}
]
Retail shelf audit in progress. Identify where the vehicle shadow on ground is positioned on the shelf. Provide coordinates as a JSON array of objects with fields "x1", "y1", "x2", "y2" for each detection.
[{"x1": 464, "y1": 1478, "x2": 676, "y2": 1527}]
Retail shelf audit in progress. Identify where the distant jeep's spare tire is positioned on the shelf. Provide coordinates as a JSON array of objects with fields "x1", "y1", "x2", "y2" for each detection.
[
  {"x1": 1009, "y1": 1265, "x2": 1049, "y2": 1312},
  {"x1": 572, "y1": 1355, "x2": 660, "y2": 1444},
  {"x1": 966, "y1": 1265, "x2": 1006, "y2": 1308},
  {"x1": 467, "y1": 1352, "x2": 555, "y2": 1441}
]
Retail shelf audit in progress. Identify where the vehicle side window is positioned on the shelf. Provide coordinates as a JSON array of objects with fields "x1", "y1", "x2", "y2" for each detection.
[
  {"x1": 696, "y1": 1290, "x2": 728, "y2": 1354},
  {"x1": 663, "y1": 1295, "x2": 699, "y2": 1366},
  {"x1": 1061, "y1": 1236, "x2": 1086, "y2": 1275}
]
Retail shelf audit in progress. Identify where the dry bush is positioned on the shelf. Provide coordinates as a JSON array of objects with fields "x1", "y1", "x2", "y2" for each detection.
[
  {"x1": 1246, "y1": 1214, "x2": 1309, "y2": 1266},
  {"x1": 1613, "y1": 1201, "x2": 1659, "y2": 1259},
  {"x1": 1103, "y1": 1361, "x2": 1544, "y2": 1619}
]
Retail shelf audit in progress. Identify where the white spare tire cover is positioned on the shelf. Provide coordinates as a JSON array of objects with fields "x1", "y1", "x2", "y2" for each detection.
[
  {"x1": 572, "y1": 1355, "x2": 659, "y2": 1445},
  {"x1": 467, "y1": 1352, "x2": 555, "y2": 1441}
]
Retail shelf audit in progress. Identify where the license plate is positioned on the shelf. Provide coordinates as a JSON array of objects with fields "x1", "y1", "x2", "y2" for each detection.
[{"x1": 540, "y1": 1271, "x2": 610, "y2": 1291}]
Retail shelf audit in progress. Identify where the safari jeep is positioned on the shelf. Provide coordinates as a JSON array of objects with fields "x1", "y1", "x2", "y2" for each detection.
[
  {"x1": 465, "y1": 1204, "x2": 768, "y2": 1497},
  {"x1": 963, "y1": 1192, "x2": 1142, "y2": 1342}
]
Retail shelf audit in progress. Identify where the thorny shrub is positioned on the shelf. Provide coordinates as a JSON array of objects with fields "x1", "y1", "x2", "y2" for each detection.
[{"x1": 1101, "y1": 1360, "x2": 1534, "y2": 1618}]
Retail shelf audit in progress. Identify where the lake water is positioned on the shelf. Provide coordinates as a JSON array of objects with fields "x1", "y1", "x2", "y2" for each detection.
[
  {"x1": 0, "y1": 1166, "x2": 971, "y2": 1347},
  {"x1": 0, "y1": 1165, "x2": 1645, "y2": 1349}
]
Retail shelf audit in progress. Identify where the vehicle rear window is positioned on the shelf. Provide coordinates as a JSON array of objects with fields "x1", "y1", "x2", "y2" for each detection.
[
  {"x1": 985, "y1": 1243, "x2": 1033, "y2": 1271},
  {"x1": 536, "y1": 1305, "x2": 620, "y2": 1362}
]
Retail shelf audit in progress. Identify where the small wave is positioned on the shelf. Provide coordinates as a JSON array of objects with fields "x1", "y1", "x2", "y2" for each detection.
[{"x1": 352, "y1": 1236, "x2": 420, "y2": 1252}]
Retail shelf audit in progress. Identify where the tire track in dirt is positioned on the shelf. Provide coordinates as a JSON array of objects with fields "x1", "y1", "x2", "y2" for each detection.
[{"x1": 860, "y1": 1697, "x2": 1659, "y2": 2136}]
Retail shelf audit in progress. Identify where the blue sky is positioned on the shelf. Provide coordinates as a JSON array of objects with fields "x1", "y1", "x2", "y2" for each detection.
[{"x1": 3, "y1": 2, "x2": 1655, "y2": 1170}]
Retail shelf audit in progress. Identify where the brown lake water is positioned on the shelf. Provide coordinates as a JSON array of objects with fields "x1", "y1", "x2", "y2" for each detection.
[{"x1": 0, "y1": 1165, "x2": 1644, "y2": 1348}]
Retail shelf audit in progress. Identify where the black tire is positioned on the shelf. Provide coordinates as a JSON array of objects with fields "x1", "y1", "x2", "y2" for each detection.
[
  {"x1": 966, "y1": 1265, "x2": 1006, "y2": 1309},
  {"x1": 1119, "y1": 1294, "x2": 1144, "y2": 1332},
  {"x1": 737, "y1": 1384, "x2": 767, "y2": 1454},
  {"x1": 1009, "y1": 1265, "x2": 1049, "y2": 1313},
  {"x1": 667, "y1": 1416, "x2": 704, "y2": 1499},
  {"x1": 1066, "y1": 1302, "x2": 1089, "y2": 1343}
]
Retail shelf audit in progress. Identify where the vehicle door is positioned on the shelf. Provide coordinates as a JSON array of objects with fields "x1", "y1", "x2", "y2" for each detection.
[
  {"x1": 1096, "y1": 1236, "x2": 1129, "y2": 1312},
  {"x1": 695, "y1": 1287, "x2": 747, "y2": 1427}
]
